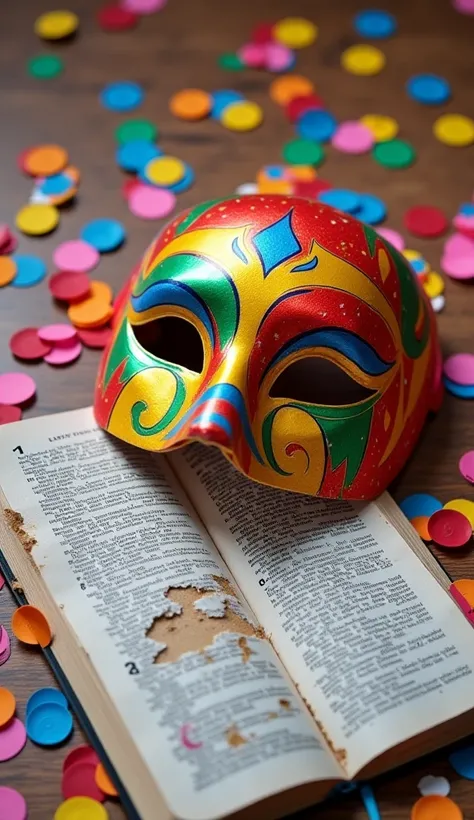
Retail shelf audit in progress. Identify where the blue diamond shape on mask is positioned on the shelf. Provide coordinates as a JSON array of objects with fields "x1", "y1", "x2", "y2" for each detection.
[{"x1": 253, "y1": 211, "x2": 302, "y2": 278}]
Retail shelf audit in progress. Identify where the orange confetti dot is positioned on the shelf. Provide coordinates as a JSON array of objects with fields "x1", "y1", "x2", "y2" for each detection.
[
  {"x1": 89, "y1": 280, "x2": 113, "y2": 303},
  {"x1": 0, "y1": 687, "x2": 16, "y2": 727},
  {"x1": 0, "y1": 256, "x2": 17, "y2": 287},
  {"x1": 452, "y1": 578, "x2": 474, "y2": 607},
  {"x1": 288, "y1": 165, "x2": 318, "y2": 182},
  {"x1": 169, "y1": 88, "x2": 212, "y2": 121},
  {"x1": 411, "y1": 795, "x2": 463, "y2": 820},
  {"x1": 95, "y1": 762, "x2": 118, "y2": 797},
  {"x1": 11, "y1": 604, "x2": 53, "y2": 647},
  {"x1": 269, "y1": 74, "x2": 314, "y2": 106},
  {"x1": 68, "y1": 299, "x2": 114, "y2": 329},
  {"x1": 410, "y1": 515, "x2": 431, "y2": 541},
  {"x1": 23, "y1": 144, "x2": 69, "y2": 177}
]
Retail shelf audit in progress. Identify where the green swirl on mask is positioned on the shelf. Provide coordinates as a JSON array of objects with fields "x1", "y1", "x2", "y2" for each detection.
[
  {"x1": 134, "y1": 252, "x2": 239, "y2": 350},
  {"x1": 131, "y1": 367, "x2": 186, "y2": 436}
]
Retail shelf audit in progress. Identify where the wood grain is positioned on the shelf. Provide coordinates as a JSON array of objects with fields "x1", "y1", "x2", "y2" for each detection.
[{"x1": 1, "y1": 0, "x2": 473, "y2": 817}]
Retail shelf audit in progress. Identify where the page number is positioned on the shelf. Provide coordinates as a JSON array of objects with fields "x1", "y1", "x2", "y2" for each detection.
[{"x1": 13, "y1": 446, "x2": 24, "y2": 455}]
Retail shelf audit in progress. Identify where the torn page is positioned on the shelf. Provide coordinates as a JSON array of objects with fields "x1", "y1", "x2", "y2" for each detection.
[
  {"x1": 0, "y1": 408, "x2": 340, "y2": 820},
  {"x1": 172, "y1": 444, "x2": 474, "y2": 777}
]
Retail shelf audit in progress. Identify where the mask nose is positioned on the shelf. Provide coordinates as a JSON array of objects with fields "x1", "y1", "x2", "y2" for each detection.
[{"x1": 187, "y1": 393, "x2": 242, "y2": 451}]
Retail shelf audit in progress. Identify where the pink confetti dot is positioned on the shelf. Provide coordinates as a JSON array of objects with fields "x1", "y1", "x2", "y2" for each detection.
[
  {"x1": 0, "y1": 786, "x2": 27, "y2": 820},
  {"x1": 264, "y1": 42, "x2": 294, "y2": 72},
  {"x1": 443, "y1": 353, "x2": 474, "y2": 385},
  {"x1": 441, "y1": 254, "x2": 474, "y2": 279},
  {"x1": 377, "y1": 227, "x2": 405, "y2": 252},
  {"x1": 121, "y1": 0, "x2": 167, "y2": 12},
  {"x1": 38, "y1": 324, "x2": 77, "y2": 343},
  {"x1": 44, "y1": 341, "x2": 83, "y2": 366},
  {"x1": 443, "y1": 232, "x2": 474, "y2": 257},
  {"x1": 453, "y1": 0, "x2": 474, "y2": 14},
  {"x1": 53, "y1": 240, "x2": 100, "y2": 273},
  {"x1": 331, "y1": 121, "x2": 374, "y2": 154},
  {"x1": 453, "y1": 213, "x2": 474, "y2": 237},
  {"x1": 0, "y1": 372, "x2": 36, "y2": 406},
  {"x1": 0, "y1": 718, "x2": 27, "y2": 762},
  {"x1": 128, "y1": 185, "x2": 176, "y2": 219},
  {"x1": 460, "y1": 450, "x2": 474, "y2": 484},
  {"x1": 237, "y1": 42, "x2": 266, "y2": 69}
]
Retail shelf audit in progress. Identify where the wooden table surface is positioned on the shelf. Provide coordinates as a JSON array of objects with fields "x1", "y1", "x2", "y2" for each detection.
[{"x1": 1, "y1": 0, "x2": 474, "y2": 817}]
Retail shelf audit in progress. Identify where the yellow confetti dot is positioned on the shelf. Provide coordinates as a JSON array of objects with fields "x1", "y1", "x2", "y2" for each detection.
[
  {"x1": 341, "y1": 44, "x2": 386, "y2": 76},
  {"x1": 423, "y1": 271, "x2": 444, "y2": 299},
  {"x1": 360, "y1": 114, "x2": 399, "y2": 142},
  {"x1": 145, "y1": 156, "x2": 185, "y2": 186},
  {"x1": 221, "y1": 100, "x2": 263, "y2": 132},
  {"x1": 403, "y1": 249, "x2": 422, "y2": 262},
  {"x1": 16, "y1": 203, "x2": 59, "y2": 236},
  {"x1": 54, "y1": 796, "x2": 108, "y2": 820},
  {"x1": 444, "y1": 499, "x2": 474, "y2": 528},
  {"x1": 272, "y1": 17, "x2": 318, "y2": 49},
  {"x1": 34, "y1": 10, "x2": 79, "y2": 40},
  {"x1": 433, "y1": 114, "x2": 474, "y2": 147}
]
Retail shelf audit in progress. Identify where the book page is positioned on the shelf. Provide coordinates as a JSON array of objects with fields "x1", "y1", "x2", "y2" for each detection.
[
  {"x1": 0, "y1": 408, "x2": 340, "y2": 820},
  {"x1": 172, "y1": 444, "x2": 474, "y2": 777}
]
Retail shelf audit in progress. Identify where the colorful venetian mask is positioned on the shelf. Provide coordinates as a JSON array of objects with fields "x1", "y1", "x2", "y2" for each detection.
[{"x1": 94, "y1": 195, "x2": 442, "y2": 500}]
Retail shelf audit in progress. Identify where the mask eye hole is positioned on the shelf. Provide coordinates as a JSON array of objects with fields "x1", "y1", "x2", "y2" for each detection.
[
  {"x1": 131, "y1": 317, "x2": 204, "y2": 374},
  {"x1": 269, "y1": 357, "x2": 376, "y2": 405}
]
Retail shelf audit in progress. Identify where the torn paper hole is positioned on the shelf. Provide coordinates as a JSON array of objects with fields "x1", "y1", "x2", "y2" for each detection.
[
  {"x1": 194, "y1": 593, "x2": 227, "y2": 618},
  {"x1": 225, "y1": 724, "x2": 247, "y2": 747},
  {"x1": 146, "y1": 585, "x2": 262, "y2": 664}
]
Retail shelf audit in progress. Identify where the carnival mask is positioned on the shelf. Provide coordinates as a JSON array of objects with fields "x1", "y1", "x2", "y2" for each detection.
[{"x1": 94, "y1": 195, "x2": 442, "y2": 500}]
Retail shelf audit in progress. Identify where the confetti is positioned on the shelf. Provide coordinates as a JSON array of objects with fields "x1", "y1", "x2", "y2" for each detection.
[
  {"x1": 34, "y1": 10, "x2": 79, "y2": 40},
  {"x1": 115, "y1": 118, "x2": 157, "y2": 144},
  {"x1": 15, "y1": 203, "x2": 59, "y2": 235},
  {"x1": 418, "y1": 775, "x2": 451, "y2": 797},
  {"x1": 95, "y1": 763, "x2": 119, "y2": 797},
  {"x1": 282, "y1": 138, "x2": 324, "y2": 166},
  {"x1": 28, "y1": 54, "x2": 64, "y2": 79},
  {"x1": 9, "y1": 328, "x2": 52, "y2": 361},
  {"x1": 0, "y1": 256, "x2": 17, "y2": 287},
  {"x1": 341, "y1": 44, "x2": 386, "y2": 76},
  {"x1": 142, "y1": 156, "x2": 185, "y2": 187},
  {"x1": 411, "y1": 795, "x2": 462, "y2": 820},
  {"x1": 116, "y1": 140, "x2": 161, "y2": 173},
  {"x1": 0, "y1": 625, "x2": 12, "y2": 665},
  {"x1": 449, "y1": 744, "x2": 474, "y2": 779},
  {"x1": 220, "y1": 100, "x2": 263, "y2": 131},
  {"x1": 0, "y1": 372, "x2": 36, "y2": 406},
  {"x1": 80, "y1": 219, "x2": 126, "y2": 252},
  {"x1": 62, "y1": 760, "x2": 105, "y2": 801},
  {"x1": 427, "y1": 508, "x2": 472, "y2": 548},
  {"x1": 406, "y1": 74, "x2": 451, "y2": 105},
  {"x1": 27, "y1": 702, "x2": 73, "y2": 746},
  {"x1": 443, "y1": 353, "x2": 474, "y2": 385},
  {"x1": 400, "y1": 494, "x2": 443, "y2": 519},
  {"x1": 0, "y1": 686, "x2": 16, "y2": 727},
  {"x1": 459, "y1": 451, "x2": 474, "y2": 483},
  {"x1": 410, "y1": 516, "x2": 431, "y2": 541},
  {"x1": 353, "y1": 9, "x2": 397, "y2": 38},
  {"x1": 0, "y1": 405, "x2": 22, "y2": 425},
  {"x1": 53, "y1": 240, "x2": 99, "y2": 273},
  {"x1": 332, "y1": 121, "x2": 374, "y2": 154},
  {"x1": 169, "y1": 88, "x2": 212, "y2": 120},
  {"x1": 49, "y1": 270, "x2": 91, "y2": 303},
  {"x1": 45, "y1": 340, "x2": 83, "y2": 366},
  {"x1": 404, "y1": 205, "x2": 448, "y2": 238},
  {"x1": 97, "y1": 4, "x2": 138, "y2": 31},
  {"x1": 26, "y1": 688, "x2": 69, "y2": 715},
  {"x1": 296, "y1": 109, "x2": 337, "y2": 142},
  {"x1": 38, "y1": 324, "x2": 78, "y2": 344},
  {"x1": 360, "y1": 114, "x2": 399, "y2": 142},
  {"x1": 0, "y1": 786, "x2": 27, "y2": 820},
  {"x1": 269, "y1": 74, "x2": 314, "y2": 106},
  {"x1": 22, "y1": 144, "x2": 68, "y2": 177},
  {"x1": 444, "y1": 498, "x2": 474, "y2": 527},
  {"x1": 63, "y1": 744, "x2": 100, "y2": 773},
  {"x1": 11, "y1": 254, "x2": 47, "y2": 287},
  {"x1": 0, "y1": 717, "x2": 27, "y2": 761},
  {"x1": 76, "y1": 326, "x2": 112, "y2": 349},
  {"x1": 272, "y1": 17, "x2": 318, "y2": 48},
  {"x1": 128, "y1": 184, "x2": 176, "y2": 219},
  {"x1": 11, "y1": 604, "x2": 53, "y2": 647},
  {"x1": 100, "y1": 81, "x2": 144, "y2": 112},
  {"x1": 54, "y1": 796, "x2": 108, "y2": 820},
  {"x1": 434, "y1": 114, "x2": 474, "y2": 147},
  {"x1": 319, "y1": 189, "x2": 361, "y2": 213},
  {"x1": 373, "y1": 139, "x2": 416, "y2": 169}
]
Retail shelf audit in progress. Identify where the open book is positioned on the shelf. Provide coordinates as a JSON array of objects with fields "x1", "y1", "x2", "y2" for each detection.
[{"x1": 1, "y1": 407, "x2": 473, "y2": 820}]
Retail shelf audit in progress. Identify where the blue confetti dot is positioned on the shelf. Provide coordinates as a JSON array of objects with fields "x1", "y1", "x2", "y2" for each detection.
[
  {"x1": 211, "y1": 89, "x2": 244, "y2": 119},
  {"x1": 169, "y1": 164, "x2": 195, "y2": 193},
  {"x1": 410, "y1": 257, "x2": 427, "y2": 274},
  {"x1": 356, "y1": 193, "x2": 387, "y2": 225},
  {"x1": 406, "y1": 74, "x2": 451, "y2": 105},
  {"x1": 100, "y1": 81, "x2": 144, "y2": 112},
  {"x1": 459, "y1": 203, "x2": 474, "y2": 216},
  {"x1": 26, "y1": 702, "x2": 73, "y2": 746},
  {"x1": 449, "y1": 745, "x2": 474, "y2": 779},
  {"x1": 40, "y1": 174, "x2": 73, "y2": 196},
  {"x1": 353, "y1": 9, "x2": 397, "y2": 39},
  {"x1": 399, "y1": 493, "x2": 443, "y2": 519},
  {"x1": 80, "y1": 218, "x2": 126, "y2": 252},
  {"x1": 297, "y1": 109, "x2": 337, "y2": 142},
  {"x1": 444, "y1": 377, "x2": 474, "y2": 399},
  {"x1": 264, "y1": 165, "x2": 287, "y2": 179},
  {"x1": 26, "y1": 688, "x2": 69, "y2": 716},
  {"x1": 318, "y1": 188, "x2": 361, "y2": 214},
  {"x1": 116, "y1": 140, "x2": 161, "y2": 172},
  {"x1": 11, "y1": 255, "x2": 47, "y2": 288}
]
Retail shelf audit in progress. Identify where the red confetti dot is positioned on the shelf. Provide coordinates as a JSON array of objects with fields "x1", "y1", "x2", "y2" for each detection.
[
  {"x1": 9, "y1": 328, "x2": 52, "y2": 361},
  {"x1": 97, "y1": 4, "x2": 138, "y2": 30},
  {"x1": 404, "y1": 205, "x2": 448, "y2": 238},
  {"x1": 63, "y1": 745, "x2": 100, "y2": 774},
  {"x1": 17, "y1": 148, "x2": 33, "y2": 174},
  {"x1": 62, "y1": 761, "x2": 105, "y2": 802},
  {"x1": 77, "y1": 326, "x2": 113, "y2": 349},
  {"x1": 285, "y1": 94, "x2": 325, "y2": 123},
  {"x1": 0, "y1": 405, "x2": 22, "y2": 425},
  {"x1": 293, "y1": 179, "x2": 333, "y2": 198},
  {"x1": 121, "y1": 177, "x2": 142, "y2": 201},
  {"x1": 49, "y1": 270, "x2": 91, "y2": 303},
  {"x1": 428, "y1": 508, "x2": 473, "y2": 548},
  {"x1": 251, "y1": 21, "x2": 275, "y2": 44}
]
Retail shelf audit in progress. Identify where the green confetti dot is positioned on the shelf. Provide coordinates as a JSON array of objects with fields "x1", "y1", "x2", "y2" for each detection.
[
  {"x1": 218, "y1": 52, "x2": 244, "y2": 72},
  {"x1": 115, "y1": 118, "x2": 158, "y2": 144},
  {"x1": 28, "y1": 54, "x2": 64, "y2": 79},
  {"x1": 282, "y1": 138, "x2": 325, "y2": 167},
  {"x1": 372, "y1": 138, "x2": 416, "y2": 168}
]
